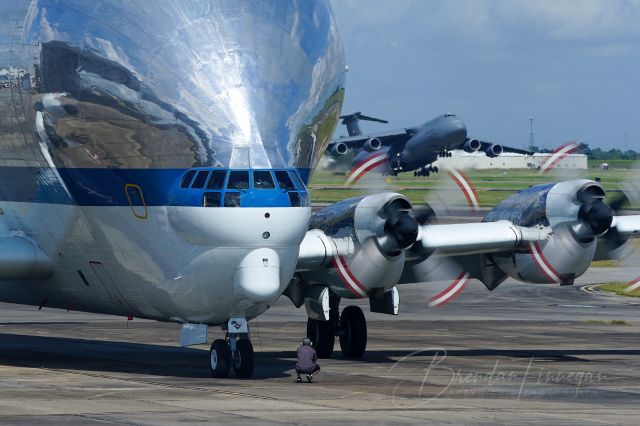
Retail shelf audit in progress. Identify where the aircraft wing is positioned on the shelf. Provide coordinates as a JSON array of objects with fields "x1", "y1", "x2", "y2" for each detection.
[
  {"x1": 476, "y1": 140, "x2": 533, "y2": 155},
  {"x1": 413, "y1": 220, "x2": 550, "y2": 256},
  {"x1": 296, "y1": 220, "x2": 550, "y2": 271},
  {"x1": 611, "y1": 215, "x2": 640, "y2": 239},
  {"x1": 293, "y1": 216, "x2": 551, "y2": 308},
  {"x1": 327, "y1": 129, "x2": 410, "y2": 151}
]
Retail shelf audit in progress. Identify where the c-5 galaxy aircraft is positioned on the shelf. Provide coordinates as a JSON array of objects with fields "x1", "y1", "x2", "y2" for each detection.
[
  {"x1": 0, "y1": 0, "x2": 638, "y2": 379},
  {"x1": 328, "y1": 112, "x2": 532, "y2": 179}
]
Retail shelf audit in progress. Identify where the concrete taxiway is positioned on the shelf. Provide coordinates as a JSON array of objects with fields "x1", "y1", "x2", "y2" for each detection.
[{"x1": 0, "y1": 266, "x2": 638, "y2": 424}]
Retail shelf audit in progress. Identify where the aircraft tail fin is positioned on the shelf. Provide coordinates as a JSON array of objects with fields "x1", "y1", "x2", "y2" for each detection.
[{"x1": 339, "y1": 112, "x2": 388, "y2": 137}]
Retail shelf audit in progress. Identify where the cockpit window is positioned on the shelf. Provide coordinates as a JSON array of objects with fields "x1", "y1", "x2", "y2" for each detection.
[
  {"x1": 180, "y1": 170, "x2": 196, "y2": 188},
  {"x1": 227, "y1": 171, "x2": 249, "y2": 190},
  {"x1": 274, "y1": 171, "x2": 295, "y2": 190},
  {"x1": 224, "y1": 192, "x2": 241, "y2": 207},
  {"x1": 288, "y1": 191, "x2": 301, "y2": 207},
  {"x1": 444, "y1": 113, "x2": 456, "y2": 118},
  {"x1": 191, "y1": 170, "x2": 210, "y2": 189},
  {"x1": 207, "y1": 170, "x2": 226, "y2": 190},
  {"x1": 288, "y1": 171, "x2": 306, "y2": 190},
  {"x1": 253, "y1": 171, "x2": 275, "y2": 189},
  {"x1": 203, "y1": 192, "x2": 221, "y2": 207}
]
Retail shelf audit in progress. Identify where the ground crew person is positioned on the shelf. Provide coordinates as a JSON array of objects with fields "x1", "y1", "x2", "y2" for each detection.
[{"x1": 295, "y1": 338, "x2": 320, "y2": 383}]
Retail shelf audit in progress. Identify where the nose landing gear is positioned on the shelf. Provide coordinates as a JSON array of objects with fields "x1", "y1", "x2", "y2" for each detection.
[
  {"x1": 209, "y1": 317, "x2": 255, "y2": 379},
  {"x1": 232, "y1": 338, "x2": 255, "y2": 379},
  {"x1": 209, "y1": 339, "x2": 231, "y2": 378}
]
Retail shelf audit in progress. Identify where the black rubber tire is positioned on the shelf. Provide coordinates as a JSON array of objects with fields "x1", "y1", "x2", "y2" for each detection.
[
  {"x1": 233, "y1": 339, "x2": 255, "y2": 379},
  {"x1": 210, "y1": 339, "x2": 231, "y2": 378},
  {"x1": 339, "y1": 305, "x2": 367, "y2": 358},
  {"x1": 306, "y1": 318, "x2": 335, "y2": 358}
]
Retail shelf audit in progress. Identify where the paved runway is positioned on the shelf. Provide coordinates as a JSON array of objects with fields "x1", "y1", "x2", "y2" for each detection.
[{"x1": 0, "y1": 267, "x2": 638, "y2": 424}]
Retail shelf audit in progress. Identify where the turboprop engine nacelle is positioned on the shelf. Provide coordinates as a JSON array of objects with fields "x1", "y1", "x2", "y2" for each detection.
[
  {"x1": 331, "y1": 142, "x2": 349, "y2": 156},
  {"x1": 363, "y1": 137, "x2": 382, "y2": 152},
  {"x1": 463, "y1": 138, "x2": 481, "y2": 153},
  {"x1": 485, "y1": 143, "x2": 503, "y2": 158},
  {"x1": 299, "y1": 193, "x2": 418, "y2": 298},
  {"x1": 484, "y1": 180, "x2": 612, "y2": 285}
]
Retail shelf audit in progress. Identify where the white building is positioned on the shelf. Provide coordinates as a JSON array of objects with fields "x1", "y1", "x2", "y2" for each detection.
[{"x1": 432, "y1": 151, "x2": 587, "y2": 170}]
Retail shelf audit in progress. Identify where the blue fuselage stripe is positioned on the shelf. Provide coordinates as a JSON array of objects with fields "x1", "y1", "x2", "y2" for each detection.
[{"x1": 0, "y1": 167, "x2": 311, "y2": 207}]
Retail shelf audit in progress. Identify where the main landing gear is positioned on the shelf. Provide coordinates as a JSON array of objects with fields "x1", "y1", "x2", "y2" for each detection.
[
  {"x1": 306, "y1": 299, "x2": 367, "y2": 359},
  {"x1": 437, "y1": 149, "x2": 452, "y2": 158},
  {"x1": 209, "y1": 319, "x2": 254, "y2": 379},
  {"x1": 414, "y1": 165, "x2": 438, "y2": 177}
]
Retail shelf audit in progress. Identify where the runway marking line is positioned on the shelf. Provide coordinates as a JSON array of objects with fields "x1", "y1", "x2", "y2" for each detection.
[{"x1": 38, "y1": 367, "x2": 278, "y2": 401}]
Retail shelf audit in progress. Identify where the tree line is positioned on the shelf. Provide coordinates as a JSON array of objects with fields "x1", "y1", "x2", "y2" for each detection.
[{"x1": 529, "y1": 144, "x2": 639, "y2": 161}]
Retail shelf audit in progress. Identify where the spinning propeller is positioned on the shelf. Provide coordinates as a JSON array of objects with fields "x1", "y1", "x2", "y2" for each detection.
[{"x1": 345, "y1": 165, "x2": 484, "y2": 307}]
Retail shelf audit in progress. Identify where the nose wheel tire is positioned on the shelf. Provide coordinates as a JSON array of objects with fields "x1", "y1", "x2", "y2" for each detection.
[
  {"x1": 307, "y1": 318, "x2": 335, "y2": 358},
  {"x1": 233, "y1": 339, "x2": 255, "y2": 379},
  {"x1": 339, "y1": 305, "x2": 367, "y2": 358},
  {"x1": 210, "y1": 339, "x2": 231, "y2": 378}
]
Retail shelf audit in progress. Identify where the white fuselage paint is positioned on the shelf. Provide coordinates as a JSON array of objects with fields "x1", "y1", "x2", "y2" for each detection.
[{"x1": 0, "y1": 201, "x2": 311, "y2": 324}]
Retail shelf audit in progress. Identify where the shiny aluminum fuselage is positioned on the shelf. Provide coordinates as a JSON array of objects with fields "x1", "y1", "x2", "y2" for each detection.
[{"x1": 0, "y1": 0, "x2": 345, "y2": 323}]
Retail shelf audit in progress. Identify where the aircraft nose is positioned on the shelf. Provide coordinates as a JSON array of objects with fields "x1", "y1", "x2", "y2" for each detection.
[{"x1": 450, "y1": 119, "x2": 467, "y2": 141}]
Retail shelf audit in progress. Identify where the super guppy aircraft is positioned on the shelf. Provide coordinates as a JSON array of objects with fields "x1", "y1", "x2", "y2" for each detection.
[{"x1": 1, "y1": 0, "x2": 639, "y2": 379}]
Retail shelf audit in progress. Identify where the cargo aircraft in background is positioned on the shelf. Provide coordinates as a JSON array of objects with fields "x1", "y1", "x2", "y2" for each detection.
[
  {"x1": 328, "y1": 111, "x2": 532, "y2": 180},
  {"x1": 0, "y1": 0, "x2": 638, "y2": 379}
]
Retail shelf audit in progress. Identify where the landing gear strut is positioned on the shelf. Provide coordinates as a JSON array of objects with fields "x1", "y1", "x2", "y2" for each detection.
[
  {"x1": 306, "y1": 299, "x2": 368, "y2": 359},
  {"x1": 307, "y1": 317, "x2": 334, "y2": 358},
  {"x1": 209, "y1": 318, "x2": 255, "y2": 378}
]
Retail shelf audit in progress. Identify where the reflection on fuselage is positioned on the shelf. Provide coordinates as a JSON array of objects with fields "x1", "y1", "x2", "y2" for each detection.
[{"x1": 0, "y1": 0, "x2": 346, "y2": 324}]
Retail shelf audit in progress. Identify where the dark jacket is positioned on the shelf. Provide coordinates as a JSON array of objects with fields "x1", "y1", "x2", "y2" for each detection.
[{"x1": 296, "y1": 345, "x2": 318, "y2": 371}]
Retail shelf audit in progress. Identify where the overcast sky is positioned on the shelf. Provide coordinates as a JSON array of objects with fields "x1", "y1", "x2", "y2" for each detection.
[{"x1": 331, "y1": 0, "x2": 640, "y2": 150}]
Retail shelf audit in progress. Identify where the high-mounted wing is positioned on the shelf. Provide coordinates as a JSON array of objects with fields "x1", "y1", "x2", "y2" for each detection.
[
  {"x1": 327, "y1": 129, "x2": 410, "y2": 155},
  {"x1": 461, "y1": 138, "x2": 533, "y2": 156},
  {"x1": 480, "y1": 140, "x2": 532, "y2": 156}
]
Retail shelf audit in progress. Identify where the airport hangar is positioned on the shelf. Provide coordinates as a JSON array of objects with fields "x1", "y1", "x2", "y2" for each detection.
[{"x1": 433, "y1": 152, "x2": 587, "y2": 170}]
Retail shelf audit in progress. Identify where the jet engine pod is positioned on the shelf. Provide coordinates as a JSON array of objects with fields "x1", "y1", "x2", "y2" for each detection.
[
  {"x1": 463, "y1": 138, "x2": 481, "y2": 153},
  {"x1": 331, "y1": 142, "x2": 349, "y2": 156},
  {"x1": 485, "y1": 179, "x2": 612, "y2": 284},
  {"x1": 302, "y1": 193, "x2": 418, "y2": 298},
  {"x1": 485, "y1": 144, "x2": 503, "y2": 158},
  {"x1": 363, "y1": 137, "x2": 382, "y2": 152}
]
